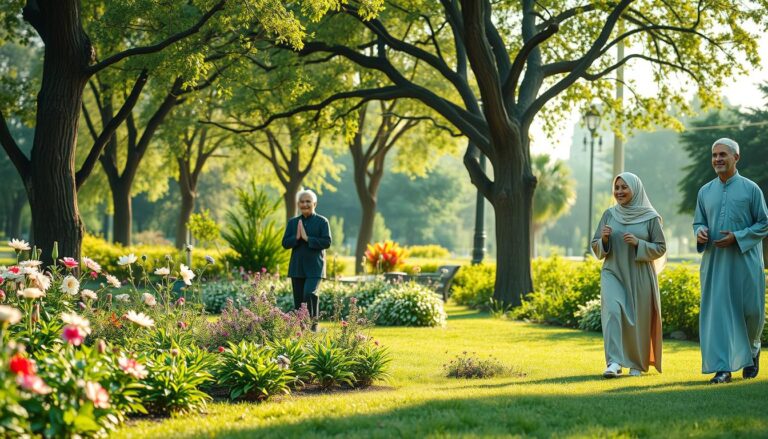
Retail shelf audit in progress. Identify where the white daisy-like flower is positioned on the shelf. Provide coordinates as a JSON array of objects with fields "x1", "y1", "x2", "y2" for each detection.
[
  {"x1": 117, "y1": 253, "x2": 138, "y2": 266},
  {"x1": 17, "y1": 287, "x2": 45, "y2": 300},
  {"x1": 105, "y1": 274, "x2": 121, "y2": 288},
  {"x1": 81, "y1": 289, "x2": 97, "y2": 301},
  {"x1": 61, "y1": 275, "x2": 80, "y2": 296},
  {"x1": 0, "y1": 305, "x2": 22, "y2": 325},
  {"x1": 28, "y1": 271, "x2": 51, "y2": 291},
  {"x1": 141, "y1": 293, "x2": 157, "y2": 306},
  {"x1": 8, "y1": 239, "x2": 31, "y2": 252},
  {"x1": 19, "y1": 260, "x2": 43, "y2": 268},
  {"x1": 124, "y1": 310, "x2": 155, "y2": 328},
  {"x1": 61, "y1": 312, "x2": 92, "y2": 335},
  {"x1": 153, "y1": 267, "x2": 170, "y2": 276},
  {"x1": 82, "y1": 256, "x2": 102, "y2": 273},
  {"x1": 179, "y1": 264, "x2": 195, "y2": 286},
  {"x1": 115, "y1": 294, "x2": 130, "y2": 302}
]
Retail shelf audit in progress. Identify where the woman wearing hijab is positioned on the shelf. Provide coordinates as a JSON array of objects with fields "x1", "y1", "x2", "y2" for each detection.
[{"x1": 591, "y1": 172, "x2": 667, "y2": 378}]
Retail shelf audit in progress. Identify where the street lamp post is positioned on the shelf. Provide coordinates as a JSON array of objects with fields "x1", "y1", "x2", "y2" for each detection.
[
  {"x1": 471, "y1": 150, "x2": 487, "y2": 265},
  {"x1": 583, "y1": 106, "x2": 601, "y2": 256}
]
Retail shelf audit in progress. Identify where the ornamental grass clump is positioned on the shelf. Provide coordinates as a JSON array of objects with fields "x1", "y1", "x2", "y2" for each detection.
[
  {"x1": 444, "y1": 352, "x2": 521, "y2": 379},
  {"x1": 216, "y1": 341, "x2": 294, "y2": 401}
]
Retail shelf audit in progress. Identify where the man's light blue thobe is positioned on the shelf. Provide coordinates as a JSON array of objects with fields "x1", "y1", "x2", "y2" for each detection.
[{"x1": 694, "y1": 171, "x2": 768, "y2": 373}]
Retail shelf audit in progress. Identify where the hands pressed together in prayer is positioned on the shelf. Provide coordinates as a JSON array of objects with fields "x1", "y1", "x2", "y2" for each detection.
[
  {"x1": 296, "y1": 219, "x2": 309, "y2": 241},
  {"x1": 601, "y1": 225, "x2": 639, "y2": 247}
]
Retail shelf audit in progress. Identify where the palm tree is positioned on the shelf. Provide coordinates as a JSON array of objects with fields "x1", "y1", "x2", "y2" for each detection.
[{"x1": 532, "y1": 154, "x2": 577, "y2": 257}]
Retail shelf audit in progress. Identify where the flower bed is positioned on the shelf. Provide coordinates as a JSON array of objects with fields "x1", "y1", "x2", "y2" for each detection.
[{"x1": 0, "y1": 238, "x2": 391, "y2": 437}]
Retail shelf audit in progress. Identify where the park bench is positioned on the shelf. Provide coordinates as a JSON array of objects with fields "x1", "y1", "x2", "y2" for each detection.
[{"x1": 336, "y1": 265, "x2": 461, "y2": 302}]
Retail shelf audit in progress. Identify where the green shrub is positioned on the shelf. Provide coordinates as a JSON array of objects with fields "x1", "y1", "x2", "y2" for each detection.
[
  {"x1": 307, "y1": 338, "x2": 355, "y2": 389},
  {"x1": 82, "y1": 234, "x2": 230, "y2": 279},
  {"x1": 450, "y1": 263, "x2": 494, "y2": 308},
  {"x1": 326, "y1": 253, "x2": 348, "y2": 278},
  {"x1": 401, "y1": 262, "x2": 440, "y2": 275},
  {"x1": 575, "y1": 299, "x2": 602, "y2": 332},
  {"x1": 270, "y1": 338, "x2": 312, "y2": 386},
  {"x1": 350, "y1": 343, "x2": 392, "y2": 388},
  {"x1": 216, "y1": 341, "x2": 293, "y2": 401},
  {"x1": 406, "y1": 245, "x2": 450, "y2": 259},
  {"x1": 369, "y1": 283, "x2": 446, "y2": 327},
  {"x1": 139, "y1": 347, "x2": 216, "y2": 416},
  {"x1": 443, "y1": 352, "x2": 516, "y2": 379},
  {"x1": 202, "y1": 280, "x2": 249, "y2": 313},
  {"x1": 658, "y1": 264, "x2": 701, "y2": 339},
  {"x1": 221, "y1": 183, "x2": 289, "y2": 273}
]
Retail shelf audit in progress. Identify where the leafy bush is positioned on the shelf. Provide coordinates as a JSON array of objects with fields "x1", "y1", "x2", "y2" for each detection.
[
  {"x1": 139, "y1": 347, "x2": 216, "y2": 416},
  {"x1": 221, "y1": 184, "x2": 288, "y2": 273},
  {"x1": 270, "y1": 338, "x2": 312, "y2": 386},
  {"x1": 369, "y1": 283, "x2": 446, "y2": 327},
  {"x1": 326, "y1": 253, "x2": 348, "y2": 278},
  {"x1": 307, "y1": 338, "x2": 355, "y2": 389},
  {"x1": 401, "y1": 262, "x2": 440, "y2": 275},
  {"x1": 350, "y1": 343, "x2": 392, "y2": 387},
  {"x1": 216, "y1": 341, "x2": 293, "y2": 401},
  {"x1": 406, "y1": 245, "x2": 450, "y2": 259},
  {"x1": 575, "y1": 299, "x2": 602, "y2": 332},
  {"x1": 450, "y1": 263, "x2": 495, "y2": 308},
  {"x1": 82, "y1": 234, "x2": 230, "y2": 279},
  {"x1": 658, "y1": 264, "x2": 701, "y2": 339},
  {"x1": 202, "y1": 280, "x2": 249, "y2": 313},
  {"x1": 444, "y1": 352, "x2": 517, "y2": 379}
]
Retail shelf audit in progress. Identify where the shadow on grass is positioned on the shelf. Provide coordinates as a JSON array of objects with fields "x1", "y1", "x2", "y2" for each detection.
[
  {"x1": 446, "y1": 308, "x2": 489, "y2": 320},
  {"x1": 172, "y1": 378, "x2": 768, "y2": 438}
]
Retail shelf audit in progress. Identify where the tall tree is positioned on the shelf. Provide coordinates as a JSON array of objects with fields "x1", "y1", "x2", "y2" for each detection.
[
  {"x1": 277, "y1": 1, "x2": 767, "y2": 305},
  {"x1": 0, "y1": 0, "x2": 325, "y2": 263}
]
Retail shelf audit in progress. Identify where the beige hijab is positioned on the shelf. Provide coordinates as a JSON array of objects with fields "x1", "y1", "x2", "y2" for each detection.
[{"x1": 609, "y1": 172, "x2": 666, "y2": 273}]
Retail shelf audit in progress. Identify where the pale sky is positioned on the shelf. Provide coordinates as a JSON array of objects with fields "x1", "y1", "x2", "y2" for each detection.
[{"x1": 531, "y1": 34, "x2": 768, "y2": 161}]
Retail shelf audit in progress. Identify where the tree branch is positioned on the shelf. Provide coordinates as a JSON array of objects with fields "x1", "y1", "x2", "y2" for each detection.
[
  {"x1": 503, "y1": 23, "x2": 559, "y2": 104},
  {"x1": 0, "y1": 110, "x2": 30, "y2": 179},
  {"x1": 87, "y1": 0, "x2": 226, "y2": 74}
]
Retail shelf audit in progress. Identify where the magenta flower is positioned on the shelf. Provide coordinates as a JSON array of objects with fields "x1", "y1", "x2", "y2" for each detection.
[
  {"x1": 62, "y1": 325, "x2": 86, "y2": 346},
  {"x1": 60, "y1": 257, "x2": 79, "y2": 269}
]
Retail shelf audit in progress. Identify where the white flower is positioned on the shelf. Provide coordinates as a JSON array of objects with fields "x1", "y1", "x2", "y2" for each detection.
[
  {"x1": 179, "y1": 264, "x2": 195, "y2": 285},
  {"x1": 124, "y1": 311, "x2": 155, "y2": 328},
  {"x1": 28, "y1": 272, "x2": 51, "y2": 291},
  {"x1": 82, "y1": 257, "x2": 102, "y2": 273},
  {"x1": 117, "y1": 253, "x2": 138, "y2": 266},
  {"x1": 154, "y1": 267, "x2": 170, "y2": 276},
  {"x1": 19, "y1": 260, "x2": 43, "y2": 268},
  {"x1": 61, "y1": 312, "x2": 92, "y2": 335},
  {"x1": 81, "y1": 289, "x2": 97, "y2": 301},
  {"x1": 61, "y1": 275, "x2": 80, "y2": 296},
  {"x1": 17, "y1": 287, "x2": 45, "y2": 300},
  {"x1": 0, "y1": 305, "x2": 22, "y2": 325},
  {"x1": 115, "y1": 294, "x2": 130, "y2": 302},
  {"x1": 118, "y1": 357, "x2": 148, "y2": 379},
  {"x1": 141, "y1": 293, "x2": 157, "y2": 306},
  {"x1": 105, "y1": 274, "x2": 121, "y2": 288},
  {"x1": 8, "y1": 239, "x2": 31, "y2": 252}
]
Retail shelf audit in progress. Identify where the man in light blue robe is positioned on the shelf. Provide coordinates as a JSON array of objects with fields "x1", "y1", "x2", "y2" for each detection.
[{"x1": 694, "y1": 137, "x2": 768, "y2": 384}]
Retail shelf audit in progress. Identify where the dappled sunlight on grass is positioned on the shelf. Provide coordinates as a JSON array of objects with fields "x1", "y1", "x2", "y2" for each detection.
[{"x1": 116, "y1": 304, "x2": 768, "y2": 438}]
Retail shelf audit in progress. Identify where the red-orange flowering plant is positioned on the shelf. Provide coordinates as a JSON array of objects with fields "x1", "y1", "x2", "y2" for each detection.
[{"x1": 364, "y1": 241, "x2": 407, "y2": 273}]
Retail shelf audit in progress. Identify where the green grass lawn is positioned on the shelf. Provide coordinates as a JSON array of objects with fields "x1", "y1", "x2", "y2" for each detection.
[{"x1": 113, "y1": 305, "x2": 768, "y2": 438}]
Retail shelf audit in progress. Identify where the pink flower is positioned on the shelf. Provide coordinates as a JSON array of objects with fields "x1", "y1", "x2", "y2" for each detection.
[
  {"x1": 177, "y1": 321, "x2": 188, "y2": 329},
  {"x1": 349, "y1": 297, "x2": 358, "y2": 304},
  {"x1": 0, "y1": 289, "x2": 6, "y2": 301},
  {"x1": 218, "y1": 346, "x2": 225, "y2": 353},
  {"x1": 118, "y1": 357, "x2": 148, "y2": 379},
  {"x1": 62, "y1": 325, "x2": 86, "y2": 346},
  {"x1": 60, "y1": 257, "x2": 79, "y2": 269},
  {"x1": 0, "y1": 275, "x2": 4, "y2": 284},
  {"x1": 90, "y1": 271, "x2": 98, "y2": 279},
  {"x1": 84, "y1": 381, "x2": 110, "y2": 408},
  {"x1": 176, "y1": 297, "x2": 186, "y2": 306},
  {"x1": 260, "y1": 267, "x2": 267, "y2": 273},
  {"x1": 374, "y1": 340, "x2": 380, "y2": 346},
  {"x1": 8, "y1": 266, "x2": 20, "y2": 275},
  {"x1": 16, "y1": 374, "x2": 52, "y2": 395},
  {"x1": 341, "y1": 320, "x2": 348, "y2": 327}
]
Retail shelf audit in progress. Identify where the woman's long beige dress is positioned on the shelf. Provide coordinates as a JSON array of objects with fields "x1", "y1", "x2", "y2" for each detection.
[{"x1": 591, "y1": 211, "x2": 666, "y2": 372}]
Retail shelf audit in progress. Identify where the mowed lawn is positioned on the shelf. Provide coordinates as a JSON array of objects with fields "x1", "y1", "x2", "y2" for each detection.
[{"x1": 116, "y1": 305, "x2": 768, "y2": 438}]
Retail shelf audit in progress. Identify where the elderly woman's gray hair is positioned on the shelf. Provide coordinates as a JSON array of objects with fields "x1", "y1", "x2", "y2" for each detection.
[
  {"x1": 296, "y1": 189, "x2": 318, "y2": 203},
  {"x1": 712, "y1": 138, "x2": 739, "y2": 155}
]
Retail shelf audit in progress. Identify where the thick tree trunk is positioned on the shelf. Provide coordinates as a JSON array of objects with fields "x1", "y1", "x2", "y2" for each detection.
[
  {"x1": 491, "y1": 188, "x2": 534, "y2": 307},
  {"x1": 282, "y1": 180, "x2": 302, "y2": 223},
  {"x1": 8, "y1": 190, "x2": 27, "y2": 239},
  {"x1": 111, "y1": 180, "x2": 132, "y2": 246},
  {"x1": 355, "y1": 198, "x2": 376, "y2": 274},
  {"x1": 175, "y1": 186, "x2": 196, "y2": 249}
]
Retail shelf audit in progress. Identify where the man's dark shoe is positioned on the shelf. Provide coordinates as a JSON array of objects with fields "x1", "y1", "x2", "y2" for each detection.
[
  {"x1": 709, "y1": 371, "x2": 732, "y2": 384},
  {"x1": 743, "y1": 350, "x2": 760, "y2": 379}
]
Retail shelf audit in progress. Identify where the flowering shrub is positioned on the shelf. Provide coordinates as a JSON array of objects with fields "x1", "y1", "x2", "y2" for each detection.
[
  {"x1": 364, "y1": 241, "x2": 407, "y2": 273},
  {"x1": 368, "y1": 283, "x2": 446, "y2": 327},
  {"x1": 575, "y1": 299, "x2": 602, "y2": 332}
]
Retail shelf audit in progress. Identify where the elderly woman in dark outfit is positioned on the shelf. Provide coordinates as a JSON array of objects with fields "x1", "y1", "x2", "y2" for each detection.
[{"x1": 281, "y1": 189, "x2": 331, "y2": 330}]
